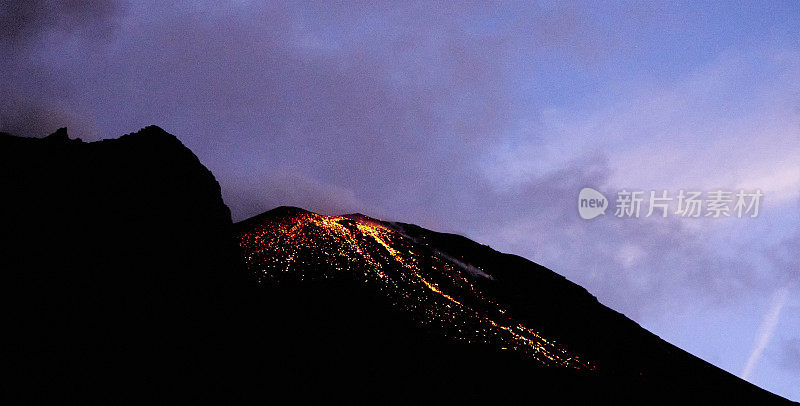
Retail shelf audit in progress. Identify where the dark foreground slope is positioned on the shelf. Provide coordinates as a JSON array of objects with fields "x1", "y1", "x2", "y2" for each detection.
[
  {"x1": 0, "y1": 127, "x2": 253, "y2": 403},
  {"x1": 236, "y1": 207, "x2": 796, "y2": 404}
]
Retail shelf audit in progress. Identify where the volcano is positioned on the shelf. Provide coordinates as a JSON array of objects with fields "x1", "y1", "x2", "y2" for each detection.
[
  {"x1": 238, "y1": 207, "x2": 593, "y2": 370},
  {"x1": 235, "y1": 206, "x2": 795, "y2": 404},
  {"x1": 0, "y1": 127, "x2": 793, "y2": 404}
]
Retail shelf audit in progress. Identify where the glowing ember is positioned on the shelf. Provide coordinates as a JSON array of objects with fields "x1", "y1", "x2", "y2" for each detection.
[{"x1": 239, "y1": 210, "x2": 593, "y2": 370}]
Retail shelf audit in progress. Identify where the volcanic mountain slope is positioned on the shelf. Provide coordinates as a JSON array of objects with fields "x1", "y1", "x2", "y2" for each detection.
[
  {"x1": 239, "y1": 207, "x2": 592, "y2": 370},
  {"x1": 1, "y1": 126, "x2": 792, "y2": 403},
  {"x1": 237, "y1": 206, "x2": 795, "y2": 404}
]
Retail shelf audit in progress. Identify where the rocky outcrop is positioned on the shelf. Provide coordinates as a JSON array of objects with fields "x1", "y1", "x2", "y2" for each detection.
[{"x1": 0, "y1": 126, "x2": 247, "y2": 402}]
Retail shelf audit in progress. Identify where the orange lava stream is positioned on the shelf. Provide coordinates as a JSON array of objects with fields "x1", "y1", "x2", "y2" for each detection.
[{"x1": 239, "y1": 211, "x2": 593, "y2": 370}]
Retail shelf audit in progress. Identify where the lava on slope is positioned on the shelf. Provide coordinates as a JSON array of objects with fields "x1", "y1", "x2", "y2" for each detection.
[{"x1": 238, "y1": 207, "x2": 593, "y2": 370}]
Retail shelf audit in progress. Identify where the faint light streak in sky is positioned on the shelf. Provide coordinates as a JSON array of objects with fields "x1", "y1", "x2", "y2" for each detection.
[{"x1": 741, "y1": 286, "x2": 791, "y2": 380}]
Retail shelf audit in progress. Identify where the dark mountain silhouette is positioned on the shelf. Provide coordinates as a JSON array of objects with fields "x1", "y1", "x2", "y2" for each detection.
[
  {"x1": 0, "y1": 127, "x2": 793, "y2": 404},
  {"x1": 0, "y1": 126, "x2": 255, "y2": 403},
  {"x1": 236, "y1": 206, "x2": 796, "y2": 404}
]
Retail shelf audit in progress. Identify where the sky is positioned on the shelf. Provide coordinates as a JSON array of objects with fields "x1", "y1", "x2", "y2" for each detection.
[{"x1": 1, "y1": 0, "x2": 798, "y2": 399}]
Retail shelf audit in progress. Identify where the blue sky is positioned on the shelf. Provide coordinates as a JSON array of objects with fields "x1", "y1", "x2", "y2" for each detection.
[{"x1": 1, "y1": 0, "x2": 798, "y2": 399}]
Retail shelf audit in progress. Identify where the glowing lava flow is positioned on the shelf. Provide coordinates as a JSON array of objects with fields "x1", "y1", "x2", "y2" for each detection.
[{"x1": 239, "y1": 210, "x2": 593, "y2": 370}]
